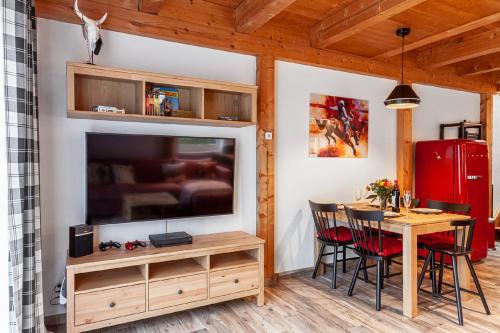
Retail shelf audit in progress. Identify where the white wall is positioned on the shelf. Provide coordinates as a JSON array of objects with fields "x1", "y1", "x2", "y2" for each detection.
[
  {"x1": 37, "y1": 19, "x2": 256, "y2": 316},
  {"x1": 493, "y1": 95, "x2": 500, "y2": 216},
  {"x1": 412, "y1": 84, "x2": 480, "y2": 141},
  {"x1": 274, "y1": 62, "x2": 485, "y2": 274},
  {"x1": 275, "y1": 61, "x2": 398, "y2": 273}
]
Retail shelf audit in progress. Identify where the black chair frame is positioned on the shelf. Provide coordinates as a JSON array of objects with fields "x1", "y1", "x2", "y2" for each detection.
[
  {"x1": 345, "y1": 207, "x2": 403, "y2": 311},
  {"x1": 419, "y1": 200, "x2": 471, "y2": 287},
  {"x1": 309, "y1": 201, "x2": 357, "y2": 289},
  {"x1": 418, "y1": 218, "x2": 490, "y2": 325}
]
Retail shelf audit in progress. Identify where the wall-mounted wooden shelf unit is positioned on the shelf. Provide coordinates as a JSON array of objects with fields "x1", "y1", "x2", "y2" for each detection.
[{"x1": 66, "y1": 62, "x2": 257, "y2": 128}]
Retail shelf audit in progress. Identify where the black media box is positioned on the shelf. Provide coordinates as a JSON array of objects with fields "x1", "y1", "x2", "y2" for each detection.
[
  {"x1": 69, "y1": 224, "x2": 94, "y2": 258},
  {"x1": 149, "y1": 232, "x2": 193, "y2": 247}
]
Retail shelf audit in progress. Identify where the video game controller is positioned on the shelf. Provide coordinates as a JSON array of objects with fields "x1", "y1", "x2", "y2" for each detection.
[
  {"x1": 125, "y1": 240, "x2": 147, "y2": 251},
  {"x1": 98, "y1": 241, "x2": 121, "y2": 252}
]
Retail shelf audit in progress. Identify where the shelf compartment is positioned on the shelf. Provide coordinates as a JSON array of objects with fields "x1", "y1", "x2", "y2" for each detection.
[
  {"x1": 145, "y1": 82, "x2": 203, "y2": 119},
  {"x1": 204, "y1": 89, "x2": 253, "y2": 122},
  {"x1": 73, "y1": 74, "x2": 143, "y2": 115},
  {"x1": 74, "y1": 266, "x2": 145, "y2": 294},
  {"x1": 149, "y1": 257, "x2": 207, "y2": 282},
  {"x1": 210, "y1": 251, "x2": 258, "y2": 271}
]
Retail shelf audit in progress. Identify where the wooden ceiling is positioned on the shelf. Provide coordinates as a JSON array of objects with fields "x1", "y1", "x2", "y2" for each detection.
[{"x1": 37, "y1": 0, "x2": 500, "y2": 93}]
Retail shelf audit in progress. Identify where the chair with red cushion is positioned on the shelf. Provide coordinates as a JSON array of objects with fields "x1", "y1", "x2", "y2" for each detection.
[
  {"x1": 345, "y1": 207, "x2": 403, "y2": 311},
  {"x1": 418, "y1": 219, "x2": 490, "y2": 325},
  {"x1": 309, "y1": 201, "x2": 355, "y2": 289},
  {"x1": 418, "y1": 200, "x2": 470, "y2": 291}
]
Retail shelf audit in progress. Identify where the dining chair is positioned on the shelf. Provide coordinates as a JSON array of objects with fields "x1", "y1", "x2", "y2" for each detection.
[
  {"x1": 309, "y1": 201, "x2": 355, "y2": 289},
  {"x1": 417, "y1": 200, "x2": 471, "y2": 290},
  {"x1": 418, "y1": 218, "x2": 490, "y2": 325},
  {"x1": 345, "y1": 207, "x2": 403, "y2": 311}
]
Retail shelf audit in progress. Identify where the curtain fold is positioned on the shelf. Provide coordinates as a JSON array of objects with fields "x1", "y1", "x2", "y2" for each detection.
[{"x1": 2, "y1": 0, "x2": 45, "y2": 332}]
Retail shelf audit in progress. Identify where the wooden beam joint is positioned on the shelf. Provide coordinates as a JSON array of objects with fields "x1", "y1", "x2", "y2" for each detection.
[
  {"x1": 235, "y1": 0, "x2": 296, "y2": 34},
  {"x1": 311, "y1": 0, "x2": 426, "y2": 48},
  {"x1": 418, "y1": 27, "x2": 500, "y2": 68}
]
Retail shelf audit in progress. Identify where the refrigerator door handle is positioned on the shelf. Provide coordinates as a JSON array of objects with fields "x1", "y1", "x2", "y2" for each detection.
[{"x1": 467, "y1": 175, "x2": 482, "y2": 180}]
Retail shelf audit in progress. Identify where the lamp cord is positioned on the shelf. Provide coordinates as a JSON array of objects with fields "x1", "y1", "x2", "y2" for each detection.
[{"x1": 401, "y1": 34, "x2": 405, "y2": 84}]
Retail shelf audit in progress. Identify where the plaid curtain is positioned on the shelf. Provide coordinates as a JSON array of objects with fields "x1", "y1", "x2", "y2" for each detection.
[{"x1": 2, "y1": 1, "x2": 45, "y2": 332}]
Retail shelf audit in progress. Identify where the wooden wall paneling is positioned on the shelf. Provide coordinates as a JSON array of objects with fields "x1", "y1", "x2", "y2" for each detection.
[
  {"x1": 374, "y1": 12, "x2": 500, "y2": 59},
  {"x1": 397, "y1": 108, "x2": 413, "y2": 192},
  {"x1": 480, "y1": 94, "x2": 493, "y2": 216},
  {"x1": 310, "y1": 0, "x2": 426, "y2": 48},
  {"x1": 257, "y1": 55, "x2": 275, "y2": 279},
  {"x1": 418, "y1": 27, "x2": 500, "y2": 68},
  {"x1": 36, "y1": 0, "x2": 497, "y2": 93},
  {"x1": 235, "y1": 0, "x2": 296, "y2": 33}
]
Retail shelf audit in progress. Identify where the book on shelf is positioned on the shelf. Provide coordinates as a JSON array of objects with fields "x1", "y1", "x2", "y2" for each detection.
[{"x1": 146, "y1": 86, "x2": 179, "y2": 116}]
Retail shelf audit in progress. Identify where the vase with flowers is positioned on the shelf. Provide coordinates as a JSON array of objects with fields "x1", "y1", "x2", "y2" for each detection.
[{"x1": 366, "y1": 178, "x2": 394, "y2": 211}]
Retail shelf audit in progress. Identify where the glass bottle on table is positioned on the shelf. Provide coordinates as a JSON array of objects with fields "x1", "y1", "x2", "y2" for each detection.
[{"x1": 392, "y1": 180, "x2": 400, "y2": 213}]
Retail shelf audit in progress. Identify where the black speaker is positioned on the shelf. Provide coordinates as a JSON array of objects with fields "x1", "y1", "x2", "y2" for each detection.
[{"x1": 69, "y1": 224, "x2": 94, "y2": 258}]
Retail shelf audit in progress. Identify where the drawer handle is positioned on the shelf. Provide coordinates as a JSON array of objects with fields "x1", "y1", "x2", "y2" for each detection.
[
  {"x1": 109, "y1": 302, "x2": 116, "y2": 308},
  {"x1": 177, "y1": 290, "x2": 183, "y2": 295},
  {"x1": 234, "y1": 279, "x2": 239, "y2": 284}
]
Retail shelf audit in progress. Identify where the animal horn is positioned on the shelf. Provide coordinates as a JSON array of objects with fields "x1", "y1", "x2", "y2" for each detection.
[
  {"x1": 74, "y1": 0, "x2": 91, "y2": 24},
  {"x1": 97, "y1": 12, "x2": 108, "y2": 25}
]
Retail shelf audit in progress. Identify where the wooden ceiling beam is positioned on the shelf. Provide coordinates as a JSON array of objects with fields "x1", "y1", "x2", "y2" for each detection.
[
  {"x1": 138, "y1": 0, "x2": 166, "y2": 15},
  {"x1": 456, "y1": 53, "x2": 500, "y2": 77},
  {"x1": 36, "y1": 0, "x2": 496, "y2": 93},
  {"x1": 235, "y1": 0, "x2": 296, "y2": 33},
  {"x1": 418, "y1": 27, "x2": 500, "y2": 68},
  {"x1": 481, "y1": 72, "x2": 500, "y2": 83},
  {"x1": 374, "y1": 12, "x2": 500, "y2": 60},
  {"x1": 311, "y1": 0, "x2": 426, "y2": 49}
]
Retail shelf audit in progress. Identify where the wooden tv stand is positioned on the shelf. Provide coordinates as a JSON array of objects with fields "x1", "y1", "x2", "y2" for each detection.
[{"x1": 65, "y1": 231, "x2": 264, "y2": 333}]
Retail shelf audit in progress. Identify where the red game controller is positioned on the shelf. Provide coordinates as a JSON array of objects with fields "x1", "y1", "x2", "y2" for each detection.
[{"x1": 125, "y1": 240, "x2": 147, "y2": 251}]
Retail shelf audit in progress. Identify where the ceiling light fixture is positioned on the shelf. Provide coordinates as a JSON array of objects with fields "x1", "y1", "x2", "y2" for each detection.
[{"x1": 384, "y1": 27, "x2": 421, "y2": 109}]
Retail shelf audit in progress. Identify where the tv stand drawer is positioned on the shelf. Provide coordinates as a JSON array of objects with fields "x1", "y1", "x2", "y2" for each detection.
[
  {"x1": 149, "y1": 273, "x2": 208, "y2": 310},
  {"x1": 210, "y1": 264, "x2": 258, "y2": 298},
  {"x1": 75, "y1": 284, "x2": 145, "y2": 326}
]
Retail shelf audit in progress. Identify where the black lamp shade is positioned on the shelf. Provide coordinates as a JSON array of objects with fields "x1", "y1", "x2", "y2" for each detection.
[{"x1": 384, "y1": 84, "x2": 421, "y2": 109}]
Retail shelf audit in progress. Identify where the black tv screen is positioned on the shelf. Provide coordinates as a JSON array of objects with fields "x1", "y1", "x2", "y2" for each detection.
[{"x1": 86, "y1": 133, "x2": 235, "y2": 225}]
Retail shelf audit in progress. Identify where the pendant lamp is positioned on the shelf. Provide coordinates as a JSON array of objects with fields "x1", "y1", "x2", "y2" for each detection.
[{"x1": 384, "y1": 28, "x2": 421, "y2": 109}]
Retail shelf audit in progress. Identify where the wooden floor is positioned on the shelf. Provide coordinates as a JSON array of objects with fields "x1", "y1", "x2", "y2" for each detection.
[{"x1": 49, "y1": 246, "x2": 500, "y2": 333}]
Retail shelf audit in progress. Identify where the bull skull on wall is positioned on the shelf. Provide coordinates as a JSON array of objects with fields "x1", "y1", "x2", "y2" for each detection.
[{"x1": 74, "y1": 0, "x2": 108, "y2": 64}]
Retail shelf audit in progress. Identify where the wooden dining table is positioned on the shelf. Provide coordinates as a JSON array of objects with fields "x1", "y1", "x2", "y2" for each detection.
[{"x1": 314, "y1": 203, "x2": 471, "y2": 319}]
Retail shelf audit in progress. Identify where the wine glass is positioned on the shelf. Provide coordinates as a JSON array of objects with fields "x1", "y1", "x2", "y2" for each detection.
[
  {"x1": 355, "y1": 189, "x2": 362, "y2": 202},
  {"x1": 403, "y1": 190, "x2": 412, "y2": 217}
]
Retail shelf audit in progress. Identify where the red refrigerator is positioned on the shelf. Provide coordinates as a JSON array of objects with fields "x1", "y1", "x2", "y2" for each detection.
[{"x1": 415, "y1": 139, "x2": 493, "y2": 261}]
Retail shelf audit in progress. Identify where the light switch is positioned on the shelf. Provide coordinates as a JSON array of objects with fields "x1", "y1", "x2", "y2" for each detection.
[{"x1": 265, "y1": 132, "x2": 273, "y2": 140}]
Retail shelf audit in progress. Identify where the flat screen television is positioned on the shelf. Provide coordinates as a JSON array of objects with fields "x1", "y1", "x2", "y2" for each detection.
[{"x1": 86, "y1": 133, "x2": 235, "y2": 225}]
